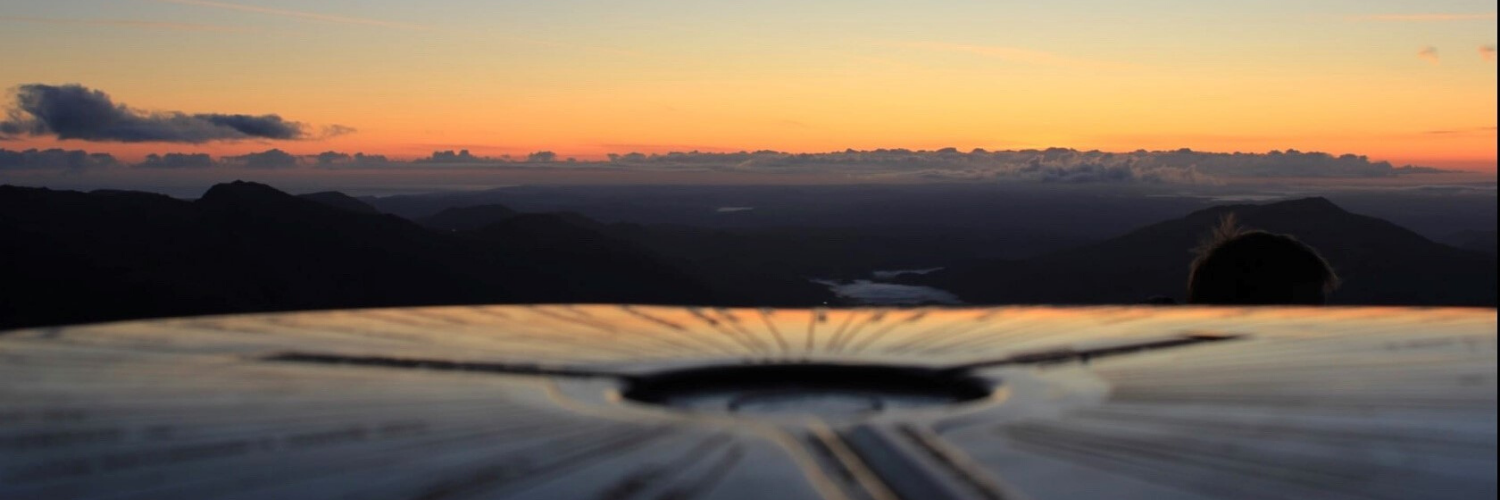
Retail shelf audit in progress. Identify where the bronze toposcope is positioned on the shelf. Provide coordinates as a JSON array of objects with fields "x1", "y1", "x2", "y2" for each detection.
[{"x1": 1, "y1": 305, "x2": 1495, "y2": 499}]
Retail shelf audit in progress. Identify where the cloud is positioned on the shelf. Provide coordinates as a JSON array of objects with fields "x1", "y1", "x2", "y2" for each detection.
[
  {"x1": 308, "y1": 150, "x2": 393, "y2": 168},
  {"x1": 156, "y1": 0, "x2": 425, "y2": 29},
  {"x1": 0, "y1": 84, "x2": 322, "y2": 143},
  {"x1": 4, "y1": 146, "x2": 1446, "y2": 183},
  {"x1": 0, "y1": 148, "x2": 120, "y2": 170},
  {"x1": 135, "y1": 152, "x2": 215, "y2": 169},
  {"x1": 1352, "y1": 13, "x2": 1497, "y2": 22},
  {"x1": 320, "y1": 124, "x2": 358, "y2": 138},
  {"x1": 1424, "y1": 126, "x2": 1497, "y2": 135},
  {"x1": 1483, "y1": 45, "x2": 1497, "y2": 62},
  {"x1": 346, "y1": 152, "x2": 394, "y2": 167},
  {"x1": 601, "y1": 147, "x2": 1446, "y2": 182},
  {"x1": 1418, "y1": 46, "x2": 1440, "y2": 64},
  {"x1": 313, "y1": 151, "x2": 351, "y2": 166},
  {"x1": 413, "y1": 149, "x2": 506, "y2": 164},
  {"x1": 222, "y1": 148, "x2": 299, "y2": 168},
  {"x1": 896, "y1": 41, "x2": 1138, "y2": 71}
]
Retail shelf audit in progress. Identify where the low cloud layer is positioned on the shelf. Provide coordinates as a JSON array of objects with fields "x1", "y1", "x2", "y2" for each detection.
[
  {"x1": 0, "y1": 147, "x2": 1453, "y2": 183},
  {"x1": 222, "y1": 148, "x2": 300, "y2": 168},
  {"x1": 0, "y1": 84, "x2": 332, "y2": 143},
  {"x1": 136, "y1": 152, "x2": 215, "y2": 169},
  {"x1": 592, "y1": 147, "x2": 1445, "y2": 182},
  {"x1": 0, "y1": 148, "x2": 119, "y2": 170}
]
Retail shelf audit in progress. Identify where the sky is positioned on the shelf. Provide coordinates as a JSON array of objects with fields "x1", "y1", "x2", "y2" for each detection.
[{"x1": 0, "y1": 0, "x2": 1496, "y2": 174}]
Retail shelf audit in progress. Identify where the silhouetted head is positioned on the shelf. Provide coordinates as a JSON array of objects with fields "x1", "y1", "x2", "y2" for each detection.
[{"x1": 1188, "y1": 216, "x2": 1338, "y2": 305}]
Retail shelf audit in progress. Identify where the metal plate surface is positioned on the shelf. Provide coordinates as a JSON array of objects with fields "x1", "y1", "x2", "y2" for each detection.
[{"x1": 1, "y1": 305, "x2": 1495, "y2": 499}]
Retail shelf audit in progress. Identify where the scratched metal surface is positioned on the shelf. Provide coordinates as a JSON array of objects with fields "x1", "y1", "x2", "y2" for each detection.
[{"x1": 0, "y1": 306, "x2": 1495, "y2": 500}]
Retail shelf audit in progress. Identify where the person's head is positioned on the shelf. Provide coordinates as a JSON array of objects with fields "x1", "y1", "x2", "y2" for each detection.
[{"x1": 1188, "y1": 215, "x2": 1338, "y2": 305}]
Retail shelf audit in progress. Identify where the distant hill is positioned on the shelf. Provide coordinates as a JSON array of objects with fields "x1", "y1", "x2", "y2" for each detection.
[
  {"x1": 419, "y1": 203, "x2": 519, "y2": 231},
  {"x1": 1443, "y1": 230, "x2": 1497, "y2": 255},
  {"x1": 0, "y1": 182, "x2": 831, "y2": 329},
  {"x1": 298, "y1": 191, "x2": 381, "y2": 214},
  {"x1": 912, "y1": 197, "x2": 1496, "y2": 306}
]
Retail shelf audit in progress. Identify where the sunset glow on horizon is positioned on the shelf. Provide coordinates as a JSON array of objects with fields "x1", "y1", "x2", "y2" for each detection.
[{"x1": 2, "y1": 0, "x2": 1496, "y2": 171}]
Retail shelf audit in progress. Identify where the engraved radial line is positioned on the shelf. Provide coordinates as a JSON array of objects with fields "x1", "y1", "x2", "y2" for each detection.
[
  {"x1": 914, "y1": 317, "x2": 1069, "y2": 355},
  {"x1": 804, "y1": 422, "x2": 902, "y2": 500},
  {"x1": 523, "y1": 307, "x2": 689, "y2": 358},
  {"x1": 396, "y1": 308, "x2": 478, "y2": 326},
  {"x1": 823, "y1": 311, "x2": 862, "y2": 354},
  {"x1": 687, "y1": 308, "x2": 767, "y2": 355},
  {"x1": 655, "y1": 444, "x2": 747, "y2": 499},
  {"x1": 839, "y1": 425, "x2": 977, "y2": 500},
  {"x1": 830, "y1": 311, "x2": 888, "y2": 353},
  {"x1": 468, "y1": 305, "x2": 513, "y2": 319},
  {"x1": 845, "y1": 311, "x2": 929, "y2": 355},
  {"x1": 805, "y1": 308, "x2": 827, "y2": 356},
  {"x1": 618, "y1": 307, "x2": 745, "y2": 356},
  {"x1": 758, "y1": 308, "x2": 792, "y2": 357},
  {"x1": 714, "y1": 308, "x2": 773, "y2": 354},
  {"x1": 591, "y1": 433, "x2": 733, "y2": 500},
  {"x1": 880, "y1": 311, "x2": 1001, "y2": 354},
  {"x1": 895, "y1": 424, "x2": 1012, "y2": 500},
  {"x1": 410, "y1": 426, "x2": 677, "y2": 500}
]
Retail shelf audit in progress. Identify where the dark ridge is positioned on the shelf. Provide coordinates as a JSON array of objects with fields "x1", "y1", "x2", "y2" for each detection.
[
  {"x1": 1444, "y1": 229, "x2": 1497, "y2": 255},
  {"x1": 914, "y1": 197, "x2": 1496, "y2": 306},
  {"x1": 299, "y1": 191, "x2": 380, "y2": 214},
  {"x1": 419, "y1": 203, "x2": 520, "y2": 230},
  {"x1": 3, "y1": 182, "x2": 827, "y2": 330},
  {"x1": 197, "y1": 180, "x2": 291, "y2": 205}
]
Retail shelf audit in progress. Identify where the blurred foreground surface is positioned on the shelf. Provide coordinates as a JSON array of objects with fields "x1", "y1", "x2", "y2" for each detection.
[{"x1": 2, "y1": 305, "x2": 1495, "y2": 499}]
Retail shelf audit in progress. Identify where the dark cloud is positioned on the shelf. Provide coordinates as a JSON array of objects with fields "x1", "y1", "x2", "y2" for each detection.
[
  {"x1": 314, "y1": 151, "x2": 351, "y2": 165},
  {"x1": 308, "y1": 150, "x2": 394, "y2": 168},
  {"x1": 135, "y1": 152, "x2": 215, "y2": 169},
  {"x1": 1482, "y1": 45, "x2": 1497, "y2": 62},
  {"x1": 0, "y1": 84, "x2": 321, "y2": 143},
  {"x1": 0, "y1": 147, "x2": 119, "y2": 170},
  {"x1": 414, "y1": 149, "x2": 504, "y2": 164},
  {"x1": 350, "y1": 152, "x2": 393, "y2": 166},
  {"x1": 222, "y1": 148, "x2": 300, "y2": 168}
]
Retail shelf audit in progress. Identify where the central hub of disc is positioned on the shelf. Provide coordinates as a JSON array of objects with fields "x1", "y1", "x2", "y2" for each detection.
[{"x1": 622, "y1": 364, "x2": 995, "y2": 416}]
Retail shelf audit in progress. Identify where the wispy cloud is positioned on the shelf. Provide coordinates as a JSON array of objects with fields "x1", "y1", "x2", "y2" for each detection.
[
  {"x1": 1482, "y1": 45, "x2": 1497, "y2": 62},
  {"x1": 0, "y1": 15, "x2": 253, "y2": 32},
  {"x1": 1351, "y1": 13, "x2": 1497, "y2": 22},
  {"x1": 1425, "y1": 126, "x2": 1498, "y2": 135},
  {"x1": 156, "y1": 0, "x2": 425, "y2": 29},
  {"x1": 1418, "y1": 46, "x2": 1440, "y2": 65},
  {"x1": 895, "y1": 41, "x2": 1138, "y2": 71}
]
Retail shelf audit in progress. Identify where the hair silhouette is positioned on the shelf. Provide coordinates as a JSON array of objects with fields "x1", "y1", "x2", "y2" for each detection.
[{"x1": 1188, "y1": 215, "x2": 1339, "y2": 305}]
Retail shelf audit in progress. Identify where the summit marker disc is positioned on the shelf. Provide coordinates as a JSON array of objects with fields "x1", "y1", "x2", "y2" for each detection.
[{"x1": 2, "y1": 305, "x2": 1495, "y2": 499}]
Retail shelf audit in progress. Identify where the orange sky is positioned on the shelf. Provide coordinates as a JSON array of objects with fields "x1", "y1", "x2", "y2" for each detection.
[{"x1": 1, "y1": 1, "x2": 1496, "y2": 170}]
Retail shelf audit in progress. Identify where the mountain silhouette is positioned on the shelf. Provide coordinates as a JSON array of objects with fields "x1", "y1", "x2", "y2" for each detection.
[
  {"x1": 1443, "y1": 229, "x2": 1497, "y2": 255},
  {"x1": 4, "y1": 187, "x2": 1491, "y2": 330},
  {"x1": 912, "y1": 197, "x2": 1496, "y2": 306},
  {"x1": 419, "y1": 203, "x2": 520, "y2": 231},
  {"x1": 1, "y1": 182, "x2": 832, "y2": 329},
  {"x1": 298, "y1": 191, "x2": 381, "y2": 214}
]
